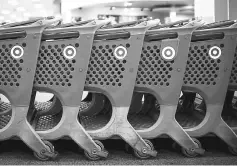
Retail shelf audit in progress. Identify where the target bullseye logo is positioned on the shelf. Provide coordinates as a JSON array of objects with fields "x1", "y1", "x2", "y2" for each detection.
[
  {"x1": 161, "y1": 46, "x2": 176, "y2": 60},
  {"x1": 63, "y1": 46, "x2": 76, "y2": 59},
  {"x1": 11, "y1": 45, "x2": 24, "y2": 59},
  {"x1": 209, "y1": 46, "x2": 221, "y2": 59},
  {"x1": 114, "y1": 46, "x2": 127, "y2": 60}
]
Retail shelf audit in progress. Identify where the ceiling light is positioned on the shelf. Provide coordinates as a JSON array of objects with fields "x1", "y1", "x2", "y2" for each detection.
[
  {"x1": 170, "y1": 11, "x2": 177, "y2": 18},
  {"x1": 15, "y1": 17, "x2": 23, "y2": 21},
  {"x1": 124, "y1": 8, "x2": 130, "y2": 12},
  {"x1": 8, "y1": 0, "x2": 19, "y2": 6},
  {"x1": 5, "y1": 20, "x2": 12, "y2": 23},
  {"x1": 111, "y1": 7, "x2": 116, "y2": 10},
  {"x1": 184, "y1": 5, "x2": 194, "y2": 10},
  {"x1": 40, "y1": 10, "x2": 48, "y2": 17},
  {"x1": 16, "y1": 7, "x2": 25, "y2": 12},
  {"x1": 143, "y1": 8, "x2": 150, "y2": 11},
  {"x1": 1, "y1": 10, "x2": 11, "y2": 15},
  {"x1": 170, "y1": 10, "x2": 177, "y2": 22},
  {"x1": 124, "y1": 2, "x2": 132, "y2": 7},
  {"x1": 23, "y1": 13, "x2": 31, "y2": 17},
  {"x1": 34, "y1": 3, "x2": 43, "y2": 8},
  {"x1": 11, "y1": 14, "x2": 17, "y2": 18}
]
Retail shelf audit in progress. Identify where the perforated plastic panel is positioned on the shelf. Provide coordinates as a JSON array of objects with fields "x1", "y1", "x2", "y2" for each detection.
[
  {"x1": 136, "y1": 42, "x2": 174, "y2": 87},
  {"x1": 0, "y1": 113, "x2": 11, "y2": 129},
  {"x1": 35, "y1": 101, "x2": 53, "y2": 112},
  {"x1": 0, "y1": 102, "x2": 11, "y2": 129},
  {"x1": 128, "y1": 114, "x2": 156, "y2": 130},
  {"x1": 35, "y1": 113, "x2": 61, "y2": 131},
  {"x1": 79, "y1": 101, "x2": 91, "y2": 111},
  {"x1": 85, "y1": 43, "x2": 129, "y2": 87},
  {"x1": 34, "y1": 41, "x2": 79, "y2": 87},
  {"x1": 229, "y1": 46, "x2": 237, "y2": 85},
  {"x1": 0, "y1": 42, "x2": 26, "y2": 87},
  {"x1": 80, "y1": 114, "x2": 111, "y2": 130},
  {"x1": 0, "y1": 102, "x2": 11, "y2": 112},
  {"x1": 183, "y1": 43, "x2": 224, "y2": 86}
]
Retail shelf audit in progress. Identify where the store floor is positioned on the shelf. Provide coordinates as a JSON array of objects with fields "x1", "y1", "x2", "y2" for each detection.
[{"x1": 0, "y1": 137, "x2": 236, "y2": 165}]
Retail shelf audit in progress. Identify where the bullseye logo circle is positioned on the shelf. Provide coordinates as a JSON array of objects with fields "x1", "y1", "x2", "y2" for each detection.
[
  {"x1": 63, "y1": 46, "x2": 76, "y2": 59},
  {"x1": 161, "y1": 46, "x2": 176, "y2": 60},
  {"x1": 11, "y1": 45, "x2": 24, "y2": 59},
  {"x1": 209, "y1": 46, "x2": 221, "y2": 59},
  {"x1": 114, "y1": 46, "x2": 127, "y2": 60}
]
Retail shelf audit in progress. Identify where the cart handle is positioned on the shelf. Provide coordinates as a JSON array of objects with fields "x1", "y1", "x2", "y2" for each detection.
[
  {"x1": 51, "y1": 19, "x2": 95, "y2": 28},
  {"x1": 198, "y1": 20, "x2": 237, "y2": 30},
  {"x1": 102, "y1": 17, "x2": 157, "y2": 29},
  {"x1": 150, "y1": 18, "x2": 197, "y2": 30}
]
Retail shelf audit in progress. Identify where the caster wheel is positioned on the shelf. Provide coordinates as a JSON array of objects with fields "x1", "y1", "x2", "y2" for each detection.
[
  {"x1": 133, "y1": 139, "x2": 154, "y2": 159},
  {"x1": 125, "y1": 143, "x2": 131, "y2": 153},
  {"x1": 172, "y1": 142, "x2": 180, "y2": 151},
  {"x1": 181, "y1": 138, "x2": 202, "y2": 158},
  {"x1": 33, "y1": 140, "x2": 57, "y2": 161},
  {"x1": 84, "y1": 140, "x2": 106, "y2": 161},
  {"x1": 228, "y1": 146, "x2": 237, "y2": 155}
]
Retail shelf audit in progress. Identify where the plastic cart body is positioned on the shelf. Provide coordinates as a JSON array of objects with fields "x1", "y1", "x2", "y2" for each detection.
[
  {"x1": 223, "y1": 22, "x2": 237, "y2": 153},
  {"x1": 80, "y1": 20, "x2": 159, "y2": 158},
  {"x1": 129, "y1": 19, "x2": 205, "y2": 156},
  {"x1": 0, "y1": 18, "x2": 60, "y2": 160},
  {"x1": 179, "y1": 22, "x2": 237, "y2": 152},
  {"x1": 30, "y1": 20, "x2": 110, "y2": 160}
]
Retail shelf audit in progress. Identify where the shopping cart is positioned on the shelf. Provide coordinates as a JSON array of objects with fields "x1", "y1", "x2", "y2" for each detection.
[
  {"x1": 0, "y1": 17, "x2": 60, "y2": 160},
  {"x1": 79, "y1": 19, "x2": 159, "y2": 159},
  {"x1": 126, "y1": 18, "x2": 205, "y2": 157},
  {"x1": 175, "y1": 20, "x2": 237, "y2": 155},
  {"x1": 221, "y1": 20, "x2": 237, "y2": 155},
  {"x1": 222, "y1": 91, "x2": 237, "y2": 144},
  {"x1": 29, "y1": 19, "x2": 110, "y2": 160}
]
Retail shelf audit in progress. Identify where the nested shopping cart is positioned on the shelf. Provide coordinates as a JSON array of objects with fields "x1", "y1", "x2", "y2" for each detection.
[
  {"x1": 222, "y1": 20, "x2": 237, "y2": 155},
  {"x1": 222, "y1": 91, "x2": 237, "y2": 143},
  {"x1": 81, "y1": 20, "x2": 156, "y2": 117},
  {"x1": 174, "y1": 20, "x2": 237, "y2": 155},
  {"x1": 78, "y1": 19, "x2": 160, "y2": 159},
  {"x1": 78, "y1": 20, "x2": 155, "y2": 118},
  {"x1": 0, "y1": 17, "x2": 60, "y2": 160},
  {"x1": 124, "y1": 18, "x2": 205, "y2": 157},
  {"x1": 29, "y1": 19, "x2": 111, "y2": 160}
]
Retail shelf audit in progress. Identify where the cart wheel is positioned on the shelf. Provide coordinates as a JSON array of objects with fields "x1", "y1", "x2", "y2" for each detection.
[
  {"x1": 84, "y1": 140, "x2": 107, "y2": 161},
  {"x1": 181, "y1": 138, "x2": 202, "y2": 158},
  {"x1": 125, "y1": 143, "x2": 131, "y2": 153},
  {"x1": 228, "y1": 146, "x2": 237, "y2": 155},
  {"x1": 172, "y1": 142, "x2": 180, "y2": 151},
  {"x1": 33, "y1": 140, "x2": 57, "y2": 161},
  {"x1": 133, "y1": 139, "x2": 154, "y2": 159}
]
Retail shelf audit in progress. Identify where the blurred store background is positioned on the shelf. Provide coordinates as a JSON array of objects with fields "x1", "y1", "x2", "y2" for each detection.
[{"x1": 0, "y1": 0, "x2": 237, "y2": 25}]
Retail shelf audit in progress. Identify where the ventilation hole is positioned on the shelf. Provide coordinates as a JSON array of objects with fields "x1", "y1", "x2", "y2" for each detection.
[
  {"x1": 136, "y1": 44, "x2": 173, "y2": 87},
  {"x1": 0, "y1": 42, "x2": 27, "y2": 87},
  {"x1": 184, "y1": 43, "x2": 223, "y2": 86},
  {"x1": 85, "y1": 43, "x2": 128, "y2": 87},
  {"x1": 34, "y1": 43, "x2": 76, "y2": 87},
  {"x1": 75, "y1": 43, "x2": 79, "y2": 48}
]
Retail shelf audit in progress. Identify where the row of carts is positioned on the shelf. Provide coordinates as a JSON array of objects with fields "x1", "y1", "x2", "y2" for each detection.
[{"x1": 0, "y1": 16, "x2": 237, "y2": 160}]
